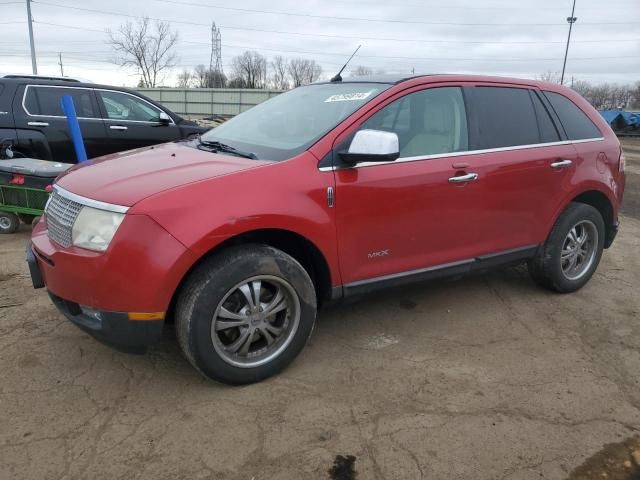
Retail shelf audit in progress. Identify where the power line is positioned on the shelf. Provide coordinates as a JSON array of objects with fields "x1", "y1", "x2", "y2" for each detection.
[
  {"x1": 33, "y1": 0, "x2": 639, "y2": 30},
  {"x1": 4, "y1": 49, "x2": 639, "y2": 63},
  {"x1": 151, "y1": 0, "x2": 640, "y2": 26},
  {"x1": 31, "y1": 19, "x2": 640, "y2": 46}
]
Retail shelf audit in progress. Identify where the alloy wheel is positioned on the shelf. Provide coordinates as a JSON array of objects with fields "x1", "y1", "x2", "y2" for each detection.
[
  {"x1": 210, "y1": 275, "x2": 301, "y2": 368},
  {"x1": 560, "y1": 220, "x2": 598, "y2": 281}
]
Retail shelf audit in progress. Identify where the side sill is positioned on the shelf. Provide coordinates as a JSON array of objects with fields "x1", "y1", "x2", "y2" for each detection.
[{"x1": 339, "y1": 245, "x2": 538, "y2": 300}]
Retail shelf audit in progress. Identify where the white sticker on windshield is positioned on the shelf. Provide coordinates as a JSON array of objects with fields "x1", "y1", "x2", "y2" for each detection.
[{"x1": 324, "y1": 91, "x2": 374, "y2": 103}]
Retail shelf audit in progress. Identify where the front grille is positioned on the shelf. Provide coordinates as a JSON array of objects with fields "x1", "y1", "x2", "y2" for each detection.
[{"x1": 45, "y1": 189, "x2": 83, "y2": 247}]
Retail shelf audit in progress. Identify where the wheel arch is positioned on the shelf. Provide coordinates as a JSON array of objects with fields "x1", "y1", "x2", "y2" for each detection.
[
  {"x1": 167, "y1": 228, "x2": 334, "y2": 322},
  {"x1": 550, "y1": 188, "x2": 616, "y2": 249}
]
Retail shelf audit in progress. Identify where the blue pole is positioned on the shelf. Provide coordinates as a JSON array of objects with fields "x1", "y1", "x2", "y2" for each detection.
[{"x1": 60, "y1": 95, "x2": 88, "y2": 162}]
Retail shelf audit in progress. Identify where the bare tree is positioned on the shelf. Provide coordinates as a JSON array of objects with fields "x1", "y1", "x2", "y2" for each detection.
[
  {"x1": 231, "y1": 51, "x2": 267, "y2": 89},
  {"x1": 351, "y1": 65, "x2": 373, "y2": 77},
  {"x1": 193, "y1": 64, "x2": 209, "y2": 88},
  {"x1": 631, "y1": 82, "x2": 640, "y2": 109},
  {"x1": 287, "y1": 58, "x2": 322, "y2": 87},
  {"x1": 537, "y1": 71, "x2": 561, "y2": 84},
  {"x1": 176, "y1": 69, "x2": 192, "y2": 87},
  {"x1": 270, "y1": 55, "x2": 289, "y2": 90},
  {"x1": 569, "y1": 79, "x2": 640, "y2": 109},
  {"x1": 107, "y1": 17, "x2": 178, "y2": 88}
]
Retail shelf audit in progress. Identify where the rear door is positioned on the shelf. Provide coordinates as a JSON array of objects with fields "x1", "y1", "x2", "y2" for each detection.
[
  {"x1": 462, "y1": 84, "x2": 577, "y2": 251},
  {"x1": 96, "y1": 89, "x2": 182, "y2": 153},
  {"x1": 14, "y1": 85, "x2": 107, "y2": 161}
]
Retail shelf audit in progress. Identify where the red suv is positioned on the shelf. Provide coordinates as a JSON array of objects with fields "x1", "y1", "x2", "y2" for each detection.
[{"x1": 27, "y1": 74, "x2": 625, "y2": 384}]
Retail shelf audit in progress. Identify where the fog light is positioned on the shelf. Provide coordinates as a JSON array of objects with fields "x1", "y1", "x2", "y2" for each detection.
[{"x1": 80, "y1": 305, "x2": 102, "y2": 321}]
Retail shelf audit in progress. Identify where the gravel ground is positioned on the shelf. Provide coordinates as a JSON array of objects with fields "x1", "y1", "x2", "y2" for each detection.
[{"x1": 0, "y1": 140, "x2": 639, "y2": 480}]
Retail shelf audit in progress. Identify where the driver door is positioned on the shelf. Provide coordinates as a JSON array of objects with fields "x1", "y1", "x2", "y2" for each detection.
[
  {"x1": 334, "y1": 85, "x2": 488, "y2": 287},
  {"x1": 96, "y1": 89, "x2": 181, "y2": 153}
]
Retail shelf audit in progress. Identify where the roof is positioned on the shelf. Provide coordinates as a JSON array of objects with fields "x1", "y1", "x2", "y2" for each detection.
[
  {"x1": 0, "y1": 76, "x2": 139, "y2": 94},
  {"x1": 315, "y1": 73, "x2": 561, "y2": 89},
  {"x1": 1, "y1": 74, "x2": 84, "y2": 83}
]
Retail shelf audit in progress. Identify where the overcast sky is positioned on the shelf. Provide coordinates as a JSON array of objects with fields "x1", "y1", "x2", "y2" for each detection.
[{"x1": 1, "y1": 0, "x2": 639, "y2": 87}]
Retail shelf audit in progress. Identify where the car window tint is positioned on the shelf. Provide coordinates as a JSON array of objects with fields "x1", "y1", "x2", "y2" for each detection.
[
  {"x1": 98, "y1": 90, "x2": 162, "y2": 122},
  {"x1": 543, "y1": 91, "x2": 602, "y2": 140},
  {"x1": 530, "y1": 91, "x2": 560, "y2": 143},
  {"x1": 361, "y1": 87, "x2": 469, "y2": 158},
  {"x1": 24, "y1": 86, "x2": 98, "y2": 118},
  {"x1": 471, "y1": 86, "x2": 540, "y2": 149}
]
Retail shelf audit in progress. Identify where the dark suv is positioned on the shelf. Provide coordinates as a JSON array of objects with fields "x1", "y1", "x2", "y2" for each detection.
[{"x1": 0, "y1": 75, "x2": 207, "y2": 162}]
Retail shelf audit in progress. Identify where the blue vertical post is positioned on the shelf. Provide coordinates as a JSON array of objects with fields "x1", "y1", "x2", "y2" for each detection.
[{"x1": 60, "y1": 95, "x2": 88, "y2": 162}]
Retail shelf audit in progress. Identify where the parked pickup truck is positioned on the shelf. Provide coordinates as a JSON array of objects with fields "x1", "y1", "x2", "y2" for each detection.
[
  {"x1": 28, "y1": 74, "x2": 625, "y2": 385},
  {"x1": 0, "y1": 74, "x2": 208, "y2": 162}
]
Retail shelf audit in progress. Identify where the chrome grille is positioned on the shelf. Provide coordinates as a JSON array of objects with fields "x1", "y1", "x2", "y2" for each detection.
[{"x1": 45, "y1": 189, "x2": 83, "y2": 247}]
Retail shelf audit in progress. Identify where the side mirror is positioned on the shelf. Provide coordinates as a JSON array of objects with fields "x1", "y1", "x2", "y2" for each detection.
[
  {"x1": 339, "y1": 129, "x2": 400, "y2": 164},
  {"x1": 158, "y1": 111, "x2": 171, "y2": 125}
]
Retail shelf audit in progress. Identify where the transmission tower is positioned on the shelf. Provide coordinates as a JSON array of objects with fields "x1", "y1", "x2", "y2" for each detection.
[{"x1": 209, "y1": 22, "x2": 223, "y2": 88}]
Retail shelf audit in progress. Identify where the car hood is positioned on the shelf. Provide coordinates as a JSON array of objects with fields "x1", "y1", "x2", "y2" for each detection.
[{"x1": 55, "y1": 143, "x2": 272, "y2": 206}]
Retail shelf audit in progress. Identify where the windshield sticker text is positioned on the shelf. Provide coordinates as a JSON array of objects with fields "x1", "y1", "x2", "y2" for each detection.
[{"x1": 324, "y1": 91, "x2": 373, "y2": 103}]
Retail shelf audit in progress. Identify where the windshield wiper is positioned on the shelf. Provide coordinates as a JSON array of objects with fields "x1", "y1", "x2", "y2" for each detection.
[{"x1": 197, "y1": 139, "x2": 258, "y2": 159}]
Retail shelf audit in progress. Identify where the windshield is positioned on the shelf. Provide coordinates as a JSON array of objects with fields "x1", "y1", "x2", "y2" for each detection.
[{"x1": 200, "y1": 82, "x2": 391, "y2": 160}]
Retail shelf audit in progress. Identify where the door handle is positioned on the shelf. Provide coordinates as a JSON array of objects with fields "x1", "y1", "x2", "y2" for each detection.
[
  {"x1": 448, "y1": 172, "x2": 479, "y2": 183},
  {"x1": 110, "y1": 125, "x2": 128, "y2": 131},
  {"x1": 27, "y1": 121, "x2": 49, "y2": 127},
  {"x1": 550, "y1": 159, "x2": 572, "y2": 169}
]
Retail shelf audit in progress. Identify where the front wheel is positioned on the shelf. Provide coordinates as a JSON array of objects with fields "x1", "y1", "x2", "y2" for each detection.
[
  {"x1": 528, "y1": 202, "x2": 605, "y2": 293},
  {"x1": 175, "y1": 244, "x2": 317, "y2": 385}
]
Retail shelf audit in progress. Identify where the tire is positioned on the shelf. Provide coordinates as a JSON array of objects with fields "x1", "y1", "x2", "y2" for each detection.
[
  {"x1": 0, "y1": 212, "x2": 19, "y2": 234},
  {"x1": 175, "y1": 244, "x2": 317, "y2": 385},
  {"x1": 18, "y1": 214, "x2": 36, "y2": 225},
  {"x1": 528, "y1": 202, "x2": 605, "y2": 293}
]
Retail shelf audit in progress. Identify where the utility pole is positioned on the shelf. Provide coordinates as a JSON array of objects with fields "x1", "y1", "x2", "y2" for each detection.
[
  {"x1": 25, "y1": 0, "x2": 37, "y2": 74},
  {"x1": 58, "y1": 53, "x2": 64, "y2": 76},
  {"x1": 561, "y1": 0, "x2": 577, "y2": 85}
]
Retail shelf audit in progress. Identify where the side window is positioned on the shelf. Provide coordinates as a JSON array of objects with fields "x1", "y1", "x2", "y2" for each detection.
[
  {"x1": 530, "y1": 91, "x2": 560, "y2": 143},
  {"x1": 543, "y1": 91, "x2": 602, "y2": 140},
  {"x1": 24, "y1": 86, "x2": 98, "y2": 118},
  {"x1": 469, "y1": 86, "x2": 540, "y2": 149},
  {"x1": 361, "y1": 87, "x2": 468, "y2": 158},
  {"x1": 98, "y1": 90, "x2": 162, "y2": 122}
]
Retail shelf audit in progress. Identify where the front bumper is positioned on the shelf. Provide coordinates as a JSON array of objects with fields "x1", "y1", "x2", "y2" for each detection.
[
  {"x1": 49, "y1": 292, "x2": 163, "y2": 353},
  {"x1": 27, "y1": 240, "x2": 163, "y2": 352},
  {"x1": 29, "y1": 214, "x2": 196, "y2": 312},
  {"x1": 27, "y1": 214, "x2": 198, "y2": 352}
]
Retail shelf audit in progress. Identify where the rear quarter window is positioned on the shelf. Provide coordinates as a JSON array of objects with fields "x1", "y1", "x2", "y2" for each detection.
[
  {"x1": 24, "y1": 86, "x2": 98, "y2": 118},
  {"x1": 543, "y1": 91, "x2": 602, "y2": 140}
]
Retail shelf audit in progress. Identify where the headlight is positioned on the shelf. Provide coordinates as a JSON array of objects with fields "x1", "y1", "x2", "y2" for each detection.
[{"x1": 72, "y1": 206, "x2": 125, "y2": 252}]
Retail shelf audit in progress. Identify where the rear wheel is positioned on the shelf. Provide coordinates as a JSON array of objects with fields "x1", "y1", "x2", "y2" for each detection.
[
  {"x1": 0, "y1": 212, "x2": 19, "y2": 234},
  {"x1": 528, "y1": 202, "x2": 605, "y2": 293},
  {"x1": 175, "y1": 244, "x2": 317, "y2": 384}
]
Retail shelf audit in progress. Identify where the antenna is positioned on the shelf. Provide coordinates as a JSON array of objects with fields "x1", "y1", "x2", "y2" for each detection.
[{"x1": 330, "y1": 45, "x2": 361, "y2": 83}]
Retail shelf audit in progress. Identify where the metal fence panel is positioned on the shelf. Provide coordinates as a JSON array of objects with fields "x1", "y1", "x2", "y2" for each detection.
[{"x1": 137, "y1": 88, "x2": 282, "y2": 117}]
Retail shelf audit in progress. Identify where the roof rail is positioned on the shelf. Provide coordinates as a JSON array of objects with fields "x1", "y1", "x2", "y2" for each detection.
[{"x1": 1, "y1": 74, "x2": 83, "y2": 82}]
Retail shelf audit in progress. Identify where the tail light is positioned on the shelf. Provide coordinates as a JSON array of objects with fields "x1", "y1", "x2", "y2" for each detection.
[{"x1": 619, "y1": 151, "x2": 626, "y2": 173}]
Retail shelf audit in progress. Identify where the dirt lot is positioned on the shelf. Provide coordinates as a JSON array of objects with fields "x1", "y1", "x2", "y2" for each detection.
[{"x1": 1, "y1": 140, "x2": 640, "y2": 480}]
